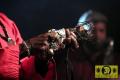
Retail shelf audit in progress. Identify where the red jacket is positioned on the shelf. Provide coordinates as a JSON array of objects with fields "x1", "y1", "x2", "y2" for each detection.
[
  {"x1": 0, "y1": 13, "x2": 23, "y2": 80},
  {"x1": 20, "y1": 56, "x2": 56, "y2": 80}
]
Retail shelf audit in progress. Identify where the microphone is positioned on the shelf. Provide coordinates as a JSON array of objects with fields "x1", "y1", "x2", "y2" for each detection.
[{"x1": 47, "y1": 22, "x2": 94, "y2": 55}]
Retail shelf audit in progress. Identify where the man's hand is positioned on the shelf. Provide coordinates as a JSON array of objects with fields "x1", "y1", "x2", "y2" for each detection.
[
  {"x1": 27, "y1": 33, "x2": 50, "y2": 51},
  {"x1": 25, "y1": 29, "x2": 79, "y2": 55},
  {"x1": 64, "y1": 29, "x2": 79, "y2": 48}
]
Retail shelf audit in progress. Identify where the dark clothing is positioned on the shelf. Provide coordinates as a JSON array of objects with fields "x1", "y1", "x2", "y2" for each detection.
[{"x1": 55, "y1": 40, "x2": 116, "y2": 80}]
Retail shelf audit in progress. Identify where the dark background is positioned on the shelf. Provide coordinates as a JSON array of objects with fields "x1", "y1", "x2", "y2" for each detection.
[{"x1": 0, "y1": 0, "x2": 120, "y2": 51}]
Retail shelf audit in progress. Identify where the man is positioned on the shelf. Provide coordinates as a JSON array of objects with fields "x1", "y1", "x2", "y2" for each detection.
[
  {"x1": 20, "y1": 10, "x2": 115, "y2": 80},
  {"x1": 20, "y1": 33, "x2": 57, "y2": 80},
  {"x1": 0, "y1": 12, "x2": 58, "y2": 80},
  {"x1": 20, "y1": 29, "x2": 79, "y2": 80},
  {"x1": 55, "y1": 10, "x2": 115, "y2": 80},
  {"x1": 0, "y1": 12, "x2": 23, "y2": 80}
]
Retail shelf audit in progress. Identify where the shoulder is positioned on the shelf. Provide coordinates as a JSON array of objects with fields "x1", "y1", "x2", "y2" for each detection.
[
  {"x1": 20, "y1": 56, "x2": 35, "y2": 66},
  {"x1": 0, "y1": 12, "x2": 15, "y2": 29},
  {"x1": 0, "y1": 12, "x2": 12, "y2": 23}
]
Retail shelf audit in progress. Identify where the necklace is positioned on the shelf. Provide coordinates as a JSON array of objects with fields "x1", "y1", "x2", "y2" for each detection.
[{"x1": 0, "y1": 21, "x2": 15, "y2": 45}]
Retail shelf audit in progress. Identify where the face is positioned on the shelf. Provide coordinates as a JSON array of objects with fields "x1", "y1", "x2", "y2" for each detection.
[{"x1": 93, "y1": 22, "x2": 107, "y2": 44}]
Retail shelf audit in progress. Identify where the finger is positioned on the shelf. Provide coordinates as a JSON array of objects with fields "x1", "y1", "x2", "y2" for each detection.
[
  {"x1": 70, "y1": 35, "x2": 79, "y2": 48},
  {"x1": 70, "y1": 31, "x2": 77, "y2": 39},
  {"x1": 37, "y1": 33, "x2": 49, "y2": 38},
  {"x1": 40, "y1": 41, "x2": 49, "y2": 50},
  {"x1": 65, "y1": 29, "x2": 71, "y2": 38},
  {"x1": 63, "y1": 29, "x2": 71, "y2": 44},
  {"x1": 30, "y1": 36, "x2": 48, "y2": 43},
  {"x1": 32, "y1": 41, "x2": 49, "y2": 50}
]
